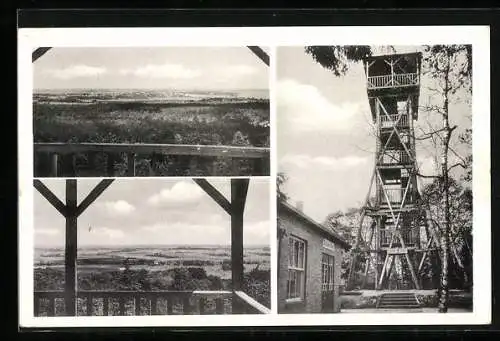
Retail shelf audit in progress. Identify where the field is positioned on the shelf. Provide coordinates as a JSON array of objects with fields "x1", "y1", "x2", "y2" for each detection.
[
  {"x1": 33, "y1": 89, "x2": 270, "y2": 176},
  {"x1": 34, "y1": 244, "x2": 271, "y2": 279},
  {"x1": 34, "y1": 244, "x2": 271, "y2": 312}
]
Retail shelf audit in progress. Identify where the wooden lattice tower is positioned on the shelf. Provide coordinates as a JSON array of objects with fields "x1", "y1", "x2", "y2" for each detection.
[{"x1": 347, "y1": 52, "x2": 441, "y2": 291}]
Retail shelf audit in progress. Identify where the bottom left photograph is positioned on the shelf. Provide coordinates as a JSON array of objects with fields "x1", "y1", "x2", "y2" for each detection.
[{"x1": 31, "y1": 177, "x2": 271, "y2": 316}]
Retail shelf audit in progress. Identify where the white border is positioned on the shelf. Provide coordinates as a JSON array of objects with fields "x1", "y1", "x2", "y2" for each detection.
[{"x1": 18, "y1": 26, "x2": 491, "y2": 327}]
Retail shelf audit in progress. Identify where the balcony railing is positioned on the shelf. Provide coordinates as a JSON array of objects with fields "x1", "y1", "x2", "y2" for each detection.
[
  {"x1": 367, "y1": 73, "x2": 419, "y2": 90},
  {"x1": 34, "y1": 290, "x2": 271, "y2": 316},
  {"x1": 380, "y1": 229, "x2": 419, "y2": 247},
  {"x1": 380, "y1": 114, "x2": 409, "y2": 129},
  {"x1": 33, "y1": 143, "x2": 270, "y2": 177},
  {"x1": 379, "y1": 188, "x2": 416, "y2": 206},
  {"x1": 379, "y1": 150, "x2": 412, "y2": 166}
]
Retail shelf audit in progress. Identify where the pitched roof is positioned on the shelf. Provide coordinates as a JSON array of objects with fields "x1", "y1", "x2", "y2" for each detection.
[{"x1": 278, "y1": 200, "x2": 351, "y2": 250}]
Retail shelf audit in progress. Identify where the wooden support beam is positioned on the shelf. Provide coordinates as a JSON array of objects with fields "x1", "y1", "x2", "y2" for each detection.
[
  {"x1": 230, "y1": 179, "x2": 249, "y2": 292},
  {"x1": 76, "y1": 179, "x2": 114, "y2": 217},
  {"x1": 229, "y1": 179, "x2": 249, "y2": 314},
  {"x1": 193, "y1": 179, "x2": 232, "y2": 215},
  {"x1": 33, "y1": 180, "x2": 67, "y2": 216},
  {"x1": 64, "y1": 179, "x2": 78, "y2": 316},
  {"x1": 51, "y1": 153, "x2": 59, "y2": 177},
  {"x1": 247, "y1": 46, "x2": 269, "y2": 66},
  {"x1": 127, "y1": 153, "x2": 136, "y2": 177},
  {"x1": 32, "y1": 47, "x2": 52, "y2": 62}
]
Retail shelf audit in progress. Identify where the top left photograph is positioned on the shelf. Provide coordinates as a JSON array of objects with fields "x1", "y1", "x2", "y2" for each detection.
[{"x1": 32, "y1": 46, "x2": 270, "y2": 177}]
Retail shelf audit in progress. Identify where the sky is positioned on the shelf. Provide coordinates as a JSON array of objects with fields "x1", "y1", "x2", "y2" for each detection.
[
  {"x1": 34, "y1": 178, "x2": 270, "y2": 247},
  {"x1": 277, "y1": 46, "x2": 472, "y2": 223},
  {"x1": 33, "y1": 47, "x2": 269, "y2": 90}
]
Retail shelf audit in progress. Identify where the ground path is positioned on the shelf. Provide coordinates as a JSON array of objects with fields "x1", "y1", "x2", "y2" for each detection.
[{"x1": 341, "y1": 308, "x2": 471, "y2": 313}]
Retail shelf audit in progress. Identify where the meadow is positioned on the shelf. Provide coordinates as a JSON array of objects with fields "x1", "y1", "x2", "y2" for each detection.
[
  {"x1": 34, "y1": 245, "x2": 271, "y2": 312},
  {"x1": 33, "y1": 89, "x2": 270, "y2": 176}
]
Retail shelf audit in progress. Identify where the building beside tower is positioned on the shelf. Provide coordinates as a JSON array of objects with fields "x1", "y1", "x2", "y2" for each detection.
[{"x1": 277, "y1": 200, "x2": 350, "y2": 313}]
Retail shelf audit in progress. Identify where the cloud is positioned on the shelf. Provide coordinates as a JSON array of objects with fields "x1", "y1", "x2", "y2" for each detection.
[
  {"x1": 120, "y1": 62, "x2": 201, "y2": 79},
  {"x1": 44, "y1": 65, "x2": 107, "y2": 79},
  {"x1": 102, "y1": 200, "x2": 136, "y2": 215},
  {"x1": 218, "y1": 65, "x2": 257, "y2": 77},
  {"x1": 277, "y1": 79, "x2": 362, "y2": 132},
  {"x1": 280, "y1": 154, "x2": 368, "y2": 170},
  {"x1": 244, "y1": 221, "x2": 270, "y2": 244},
  {"x1": 140, "y1": 222, "x2": 227, "y2": 242},
  {"x1": 148, "y1": 181, "x2": 204, "y2": 207},
  {"x1": 88, "y1": 227, "x2": 125, "y2": 239},
  {"x1": 35, "y1": 228, "x2": 60, "y2": 236}
]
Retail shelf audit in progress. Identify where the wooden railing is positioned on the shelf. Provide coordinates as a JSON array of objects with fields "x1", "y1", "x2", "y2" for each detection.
[
  {"x1": 380, "y1": 229, "x2": 419, "y2": 247},
  {"x1": 367, "y1": 73, "x2": 419, "y2": 90},
  {"x1": 33, "y1": 143, "x2": 270, "y2": 177},
  {"x1": 380, "y1": 114, "x2": 409, "y2": 129},
  {"x1": 379, "y1": 150, "x2": 412, "y2": 166},
  {"x1": 34, "y1": 290, "x2": 271, "y2": 316},
  {"x1": 379, "y1": 188, "x2": 417, "y2": 207}
]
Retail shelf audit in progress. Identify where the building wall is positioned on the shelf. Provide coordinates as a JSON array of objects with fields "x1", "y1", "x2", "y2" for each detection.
[{"x1": 278, "y1": 208, "x2": 344, "y2": 314}]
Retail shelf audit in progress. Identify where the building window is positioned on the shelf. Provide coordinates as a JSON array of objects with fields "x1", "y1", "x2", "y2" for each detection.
[
  {"x1": 287, "y1": 235, "x2": 306, "y2": 300},
  {"x1": 321, "y1": 253, "x2": 335, "y2": 293}
]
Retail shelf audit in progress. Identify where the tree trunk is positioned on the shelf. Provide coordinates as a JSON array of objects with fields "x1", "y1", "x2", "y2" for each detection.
[{"x1": 438, "y1": 51, "x2": 452, "y2": 313}]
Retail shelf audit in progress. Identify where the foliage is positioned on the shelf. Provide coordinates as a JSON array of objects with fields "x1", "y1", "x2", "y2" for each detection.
[
  {"x1": 420, "y1": 177, "x2": 473, "y2": 291},
  {"x1": 33, "y1": 96, "x2": 270, "y2": 176},
  {"x1": 242, "y1": 266, "x2": 271, "y2": 308},
  {"x1": 277, "y1": 172, "x2": 289, "y2": 203},
  {"x1": 304, "y1": 46, "x2": 372, "y2": 76}
]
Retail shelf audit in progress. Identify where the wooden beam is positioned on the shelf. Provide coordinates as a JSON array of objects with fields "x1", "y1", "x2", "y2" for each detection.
[
  {"x1": 65, "y1": 179, "x2": 78, "y2": 316},
  {"x1": 193, "y1": 179, "x2": 232, "y2": 215},
  {"x1": 230, "y1": 179, "x2": 249, "y2": 313},
  {"x1": 76, "y1": 179, "x2": 114, "y2": 217},
  {"x1": 32, "y1": 47, "x2": 52, "y2": 62},
  {"x1": 247, "y1": 46, "x2": 269, "y2": 66},
  {"x1": 230, "y1": 179, "x2": 249, "y2": 292},
  {"x1": 33, "y1": 180, "x2": 67, "y2": 216},
  {"x1": 34, "y1": 142, "x2": 270, "y2": 159}
]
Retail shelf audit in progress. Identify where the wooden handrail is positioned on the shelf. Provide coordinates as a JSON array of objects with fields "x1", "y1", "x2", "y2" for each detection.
[
  {"x1": 34, "y1": 143, "x2": 269, "y2": 159},
  {"x1": 367, "y1": 73, "x2": 419, "y2": 90},
  {"x1": 233, "y1": 291, "x2": 272, "y2": 314},
  {"x1": 34, "y1": 142, "x2": 270, "y2": 177}
]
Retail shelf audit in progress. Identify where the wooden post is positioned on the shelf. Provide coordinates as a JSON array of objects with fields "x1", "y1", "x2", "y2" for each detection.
[
  {"x1": 215, "y1": 298, "x2": 224, "y2": 314},
  {"x1": 230, "y1": 179, "x2": 248, "y2": 313},
  {"x1": 135, "y1": 295, "x2": 141, "y2": 316},
  {"x1": 86, "y1": 294, "x2": 93, "y2": 316},
  {"x1": 34, "y1": 295, "x2": 40, "y2": 316},
  {"x1": 127, "y1": 153, "x2": 136, "y2": 176},
  {"x1": 103, "y1": 297, "x2": 109, "y2": 316},
  {"x1": 61, "y1": 154, "x2": 75, "y2": 177},
  {"x1": 65, "y1": 179, "x2": 78, "y2": 316},
  {"x1": 106, "y1": 153, "x2": 115, "y2": 176},
  {"x1": 51, "y1": 153, "x2": 59, "y2": 177},
  {"x1": 151, "y1": 297, "x2": 158, "y2": 315}
]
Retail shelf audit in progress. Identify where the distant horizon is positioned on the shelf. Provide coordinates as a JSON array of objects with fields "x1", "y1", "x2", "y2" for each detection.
[
  {"x1": 35, "y1": 243, "x2": 270, "y2": 249},
  {"x1": 33, "y1": 87, "x2": 269, "y2": 92}
]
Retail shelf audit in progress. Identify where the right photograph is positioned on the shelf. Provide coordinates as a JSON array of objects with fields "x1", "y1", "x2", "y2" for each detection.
[{"x1": 276, "y1": 46, "x2": 473, "y2": 314}]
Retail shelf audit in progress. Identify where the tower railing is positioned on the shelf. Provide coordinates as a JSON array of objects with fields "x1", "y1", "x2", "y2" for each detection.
[
  {"x1": 379, "y1": 150, "x2": 412, "y2": 165},
  {"x1": 380, "y1": 229, "x2": 419, "y2": 247},
  {"x1": 380, "y1": 114, "x2": 409, "y2": 129},
  {"x1": 367, "y1": 73, "x2": 419, "y2": 90}
]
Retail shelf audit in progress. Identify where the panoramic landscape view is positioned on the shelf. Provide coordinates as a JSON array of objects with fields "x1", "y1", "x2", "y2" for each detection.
[
  {"x1": 32, "y1": 47, "x2": 270, "y2": 177},
  {"x1": 33, "y1": 178, "x2": 271, "y2": 316}
]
